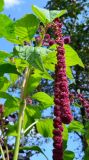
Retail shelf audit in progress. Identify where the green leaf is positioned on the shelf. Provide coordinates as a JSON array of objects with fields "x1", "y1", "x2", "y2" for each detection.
[
  {"x1": 0, "y1": 63, "x2": 20, "y2": 76},
  {"x1": 0, "y1": 91, "x2": 19, "y2": 116},
  {"x1": 68, "y1": 120, "x2": 84, "y2": 134},
  {"x1": 14, "y1": 58, "x2": 29, "y2": 73},
  {"x1": 20, "y1": 146, "x2": 48, "y2": 160},
  {"x1": 66, "y1": 66, "x2": 74, "y2": 79},
  {"x1": 7, "y1": 123, "x2": 17, "y2": 136},
  {"x1": 0, "y1": 0, "x2": 4, "y2": 12},
  {"x1": 36, "y1": 119, "x2": 53, "y2": 137},
  {"x1": 0, "y1": 77, "x2": 10, "y2": 91},
  {"x1": 65, "y1": 44, "x2": 84, "y2": 68},
  {"x1": 29, "y1": 48, "x2": 45, "y2": 72},
  {"x1": 4, "y1": 98, "x2": 19, "y2": 117},
  {"x1": 64, "y1": 150, "x2": 75, "y2": 160},
  {"x1": 0, "y1": 14, "x2": 13, "y2": 38},
  {"x1": 32, "y1": 92, "x2": 54, "y2": 106},
  {"x1": 0, "y1": 51, "x2": 11, "y2": 62},
  {"x1": 14, "y1": 14, "x2": 39, "y2": 43},
  {"x1": 1, "y1": 14, "x2": 39, "y2": 44},
  {"x1": 26, "y1": 72, "x2": 41, "y2": 94},
  {"x1": 23, "y1": 105, "x2": 41, "y2": 130},
  {"x1": 50, "y1": 10, "x2": 67, "y2": 22},
  {"x1": 32, "y1": 5, "x2": 67, "y2": 24},
  {"x1": 15, "y1": 46, "x2": 45, "y2": 72},
  {"x1": 43, "y1": 51, "x2": 57, "y2": 71}
]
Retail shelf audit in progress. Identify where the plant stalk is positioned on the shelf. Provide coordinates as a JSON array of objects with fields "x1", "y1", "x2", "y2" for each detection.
[
  {"x1": 0, "y1": 144, "x2": 6, "y2": 160},
  {"x1": 13, "y1": 68, "x2": 30, "y2": 160}
]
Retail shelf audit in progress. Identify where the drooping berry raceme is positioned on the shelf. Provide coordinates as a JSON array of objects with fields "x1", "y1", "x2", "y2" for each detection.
[
  {"x1": 50, "y1": 18, "x2": 73, "y2": 160},
  {"x1": 53, "y1": 18, "x2": 73, "y2": 124},
  {"x1": 77, "y1": 94, "x2": 89, "y2": 119}
]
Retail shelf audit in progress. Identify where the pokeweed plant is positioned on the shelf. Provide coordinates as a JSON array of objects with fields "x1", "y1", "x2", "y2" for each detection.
[{"x1": 0, "y1": 1, "x2": 85, "y2": 160}]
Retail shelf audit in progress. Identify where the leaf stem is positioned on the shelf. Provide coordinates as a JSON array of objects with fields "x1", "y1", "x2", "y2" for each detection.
[
  {"x1": 24, "y1": 120, "x2": 38, "y2": 135},
  {"x1": 0, "y1": 144, "x2": 6, "y2": 160}
]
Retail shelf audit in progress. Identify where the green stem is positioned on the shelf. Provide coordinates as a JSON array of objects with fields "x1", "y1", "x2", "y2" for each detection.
[
  {"x1": 13, "y1": 100, "x2": 26, "y2": 160},
  {"x1": 6, "y1": 145, "x2": 9, "y2": 160},
  {"x1": 13, "y1": 68, "x2": 30, "y2": 160},
  {"x1": 0, "y1": 144, "x2": 5, "y2": 160}
]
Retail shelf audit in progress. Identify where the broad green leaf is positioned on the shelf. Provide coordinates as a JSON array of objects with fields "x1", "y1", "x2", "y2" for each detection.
[
  {"x1": 50, "y1": 10, "x2": 67, "y2": 22},
  {"x1": 43, "y1": 51, "x2": 57, "y2": 71},
  {"x1": 14, "y1": 14, "x2": 39, "y2": 43},
  {"x1": 9, "y1": 73, "x2": 18, "y2": 84},
  {"x1": 15, "y1": 46, "x2": 33, "y2": 60},
  {"x1": 65, "y1": 44, "x2": 84, "y2": 67},
  {"x1": 68, "y1": 120, "x2": 84, "y2": 134},
  {"x1": 0, "y1": 63, "x2": 20, "y2": 76},
  {"x1": 32, "y1": 5, "x2": 67, "y2": 24},
  {"x1": 66, "y1": 66, "x2": 74, "y2": 79},
  {"x1": 23, "y1": 105, "x2": 41, "y2": 130},
  {"x1": 0, "y1": 51, "x2": 11, "y2": 62},
  {"x1": 0, "y1": 77, "x2": 10, "y2": 91},
  {"x1": 14, "y1": 58, "x2": 29, "y2": 73},
  {"x1": 0, "y1": 91, "x2": 19, "y2": 116},
  {"x1": 1, "y1": 14, "x2": 39, "y2": 44},
  {"x1": 32, "y1": 92, "x2": 54, "y2": 106},
  {"x1": 36, "y1": 119, "x2": 53, "y2": 137},
  {"x1": 15, "y1": 46, "x2": 45, "y2": 72},
  {"x1": 0, "y1": 91, "x2": 14, "y2": 99},
  {"x1": 0, "y1": 14, "x2": 13, "y2": 38},
  {"x1": 25, "y1": 72, "x2": 41, "y2": 94},
  {"x1": 4, "y1": 97, "x2": 19, "y2": 117},
  {"x1": 29, "y1": 48, "x2": 45, "y2": 72},
  {"x1": 20, "y1": 146, "x2": 48, "y2": 160},
  {"x1": 7, "y1": 123, "x2": 17, "y2": 136},
  {"x1": 0, "y1": 0, "x2": 4, "y2": 12},
  {"x1": 64, "y1": 150, "x2": 75, "y2": 160}
]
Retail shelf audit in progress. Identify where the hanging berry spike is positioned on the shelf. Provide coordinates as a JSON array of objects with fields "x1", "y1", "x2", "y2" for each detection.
[
  {"x1": 52, "y1": 18, "x2": 73, "y2": 160},
  {"x1": 53, "y1": 18, "x2": 73, "y2": 124}
]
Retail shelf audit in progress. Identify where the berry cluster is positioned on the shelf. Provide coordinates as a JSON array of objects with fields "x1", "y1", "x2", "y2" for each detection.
[
  {"x1": 77, "y1": 94, "x2": 89, "y2": 119},
  {"x1": 51, "y1": 19, "x2": 73, "y2": 160},
  {"x1": 26, "y1": 96, "x2": 32, "y2": 105}
]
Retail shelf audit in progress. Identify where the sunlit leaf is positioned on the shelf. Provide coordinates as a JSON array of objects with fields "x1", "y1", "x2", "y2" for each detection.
[
  {"x1": 32, "y1": 5, "x2": 67, "y2": 24},
  {"x1": 0, "y1": 0, "x2": 4, "y2": 12},
  {"x1": 65, "y1": 44, "x2": 84, "y2": 68},
  {"x1": 64, "y1": 150, "x2": 75, "y2": 160},
  {"x1": 32, "y1": 92, "x2": 54, "y2": 106},
  {"x1": 20, "y1": 146, "x2": 48, "y2": 160},
  {"x1": 36, "y1": 118, "x2": 53, "y2": 137},
  {"x1": 68, "y1": 120, "x2": 85, "y2": 134}
]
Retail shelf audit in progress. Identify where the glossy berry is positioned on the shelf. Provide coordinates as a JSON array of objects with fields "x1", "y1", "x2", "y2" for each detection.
[{"x1": 63, "y1": 36, "x2": 71, "y2": 44}]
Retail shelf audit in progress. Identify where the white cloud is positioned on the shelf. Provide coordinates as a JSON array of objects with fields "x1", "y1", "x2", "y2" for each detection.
[{"x1": 4, "y1": 0, "x2": 22, "y2": 8}]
